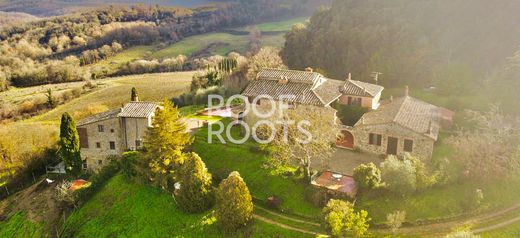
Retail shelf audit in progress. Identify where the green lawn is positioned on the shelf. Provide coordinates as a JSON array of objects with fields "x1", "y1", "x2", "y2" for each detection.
[
  {"x1": 192, "y1": 120, "x2": 321, "y2": 218},
  {"x1": 62, "y1": 174, "x2": 313, "y2": 238},
  {"x1": 0, "y1": 212, "x2": 44, "y2": 238}
]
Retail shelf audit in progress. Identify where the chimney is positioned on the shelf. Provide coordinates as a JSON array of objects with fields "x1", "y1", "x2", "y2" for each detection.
[
  {"x1": 347, "y1": 73, "x2": 352, "y2": 81},
  {"x1": 278, "y1": 76, "x2": 289, "y2": 84},
  {"x1": 405, "y1": 85, "x2": 409, "y2": 97},
  {"x1": 390, "y1": 95, "x2": 394, "y2": 102},
  {"x1": 305, "y1": 67, "x2": 313, "y2": 73}
]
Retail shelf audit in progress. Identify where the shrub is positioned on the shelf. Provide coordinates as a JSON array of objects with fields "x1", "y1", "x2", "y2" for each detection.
[
  {"x1": 176, "y1": 152, "x2": 214, "y2": 213},
  {"x1": 335, "y1": 104, "x2": 369, "y2": 126},
  {"x1": 215, "y1": 171, "x2": 253, "y2": 233},
  {"x1": 386, "y1": 210, "x2": 406, "y2": 234},
  {"x1": 380, "y1": 156, "x2": 417, "y2": 195},
  {"x1": 121, "y1": 151, "x2": 140, "y2": 180},
  {"x1": 322, "y1": 199, "x2": 370, "y2": 238},
  {"x1": 353, "y1": 162, "x2": 381, "y2": 190}
]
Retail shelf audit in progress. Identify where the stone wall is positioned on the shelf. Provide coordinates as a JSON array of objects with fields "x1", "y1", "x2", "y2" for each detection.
[
  {"x1": 121, "y1": 116, "x2": 152, "y2": 150},
  {"x1": 77, "y1": 117, "x2": 125, "y2": 171},
  {"x1": 349, "y1": 122, "x2": 435, "y2": 159}
]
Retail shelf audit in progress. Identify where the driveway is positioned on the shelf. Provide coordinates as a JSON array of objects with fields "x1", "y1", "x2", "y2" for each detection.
[{"x1": 312, "y1": 148, "x2": 383, "y2": 176}]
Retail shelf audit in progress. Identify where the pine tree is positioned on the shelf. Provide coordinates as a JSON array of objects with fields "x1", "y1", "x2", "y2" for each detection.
[
  {"x1": 142, "y1": 99, "x2": 192, "y2": 189},
  {"x1": 59, "y1": 113, "x2": 82, "y2": 176},
  {"x1": 176, "y1": 152, "x2": 214, "y2": 213},
  {"x1": 131, "y1": 87, "x2": 139, "y2": 101},
  {"x1": 215, "y1": 171, "x2": 253, "y2": 233}
]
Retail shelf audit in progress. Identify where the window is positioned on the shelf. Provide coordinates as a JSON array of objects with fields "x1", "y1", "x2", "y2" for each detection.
[
  {"x1": 347, "y1": 97, "x2": 362, "y2": 106},
  {"x1": 77, "y1": 128, "x2": 89, "y2": 148},
  {"x1": 109, "y1": 141, "x2": 116, "y2": 150},
  {"x1": 96, "y1": 142, "x2": 101, "y2": 148},
  {"x1": 98, "y1": 125, "x2": 104, "y2": 132},
  {"x1": 110, "y1": 129, "x2": 115, "y2": 133},
  {"x1": 404, "y1": 139, "x2": 414, "y2": 152},
  {"x1": 82, "y1": 160, "x2": 88, "y2": 169},
  {"x1": 135, "y1": 139, "x2": 142, "y2": 148},
  {"x1": 368, "y1": 133, "x2": 382, "y2": 146}
]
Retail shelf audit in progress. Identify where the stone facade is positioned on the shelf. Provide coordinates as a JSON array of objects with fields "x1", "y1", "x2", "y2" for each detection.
[
  {"x1": 77, "y1": 102, "x2": 158, "y2": 171},
  {"x1": 347, "y1": 123, "x2": 435, "y2": 159},
  {"x1": 77, "y1": 117, "x2": 125, "y2": 170}
]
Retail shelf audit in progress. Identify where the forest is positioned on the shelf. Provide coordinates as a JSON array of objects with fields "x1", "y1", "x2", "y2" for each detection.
[
  {"x1": 281, "y1": 0, "x2": 520, "y2": 115},
  {"x1": 0, "y1": 0, "x2": 324, "y2": 91}
]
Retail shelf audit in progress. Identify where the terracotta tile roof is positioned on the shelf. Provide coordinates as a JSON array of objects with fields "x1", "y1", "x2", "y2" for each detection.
[
  {"x1": 77, "y1": 109, "x2": 120, "y2": 126},
  {"x1": 243, "y1": 68, "x2": 342, "y2": 106},
  {"x1": 356, "y1": 96, "x2": 441, "y2": 140},
  {"x1": 340, "y1": 80, "x2": 384, "y2": 97},
  {"x1": 77, "y1": 102, "x2": 160, "y2": 126},
  {"x1": 257, "y1": 68, "x2": 323, "y2": 84},
  {"x1": 118, "y1": 102, "x2": 160, "y2": 118}
]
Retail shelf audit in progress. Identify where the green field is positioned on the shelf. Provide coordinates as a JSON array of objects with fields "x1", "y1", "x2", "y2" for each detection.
[
  {"x1": 88, "y1": 45, "x2": 158, "y2": 73},
  {"x1": 150, "y1": 17, "x2": 308, "y2": 59},
  {"x1": 151, "y1": 32, "x2": 250, "y2": 59},
  {"x1": 481, "y1": 221, "x2": 520, "y2": 237},
  {"x1": 62, "y1": 174, "x2": 313, "y2": 238}
]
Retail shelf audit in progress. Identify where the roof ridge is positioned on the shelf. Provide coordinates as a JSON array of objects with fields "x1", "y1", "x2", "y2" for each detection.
[{"x1": 392, "y1": 96, "x2": 410, "y2": 124}]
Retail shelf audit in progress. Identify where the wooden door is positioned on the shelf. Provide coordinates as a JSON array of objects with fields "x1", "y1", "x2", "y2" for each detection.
[{"x1": 387, "y1": 137, "x2": 398, "y2": 155}]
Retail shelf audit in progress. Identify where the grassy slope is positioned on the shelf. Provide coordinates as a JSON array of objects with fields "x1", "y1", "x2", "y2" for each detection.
[
  {"x1": 151, "y1": 32, "x2": 250, "y2": 59},
  {"x1": 31, "y1": 71, "x2": 193, "y2": 122},
  {"x1": 481, "y1": 221, "x2": 520, "y2": 238},
  {"x1": 192, "y1": 120, "x2": 321, "y2": 218},
  {"x1": 62, "y1": 174, "x2": 313, "y2": 238},
  {"x1": 88, "y1": 45, "x2": 158, "y2": 73},
  {"x1": 0, "y1": 212, "x2": 44, "y2": 238},
  {"x1": 150, "y1": 17, "x2": 308, "y2": 59}
]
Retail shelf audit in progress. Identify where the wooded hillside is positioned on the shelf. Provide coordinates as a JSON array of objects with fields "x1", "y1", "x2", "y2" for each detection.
[{"x1": 282, "y1": 0, "x2": 520, "y2": 94}]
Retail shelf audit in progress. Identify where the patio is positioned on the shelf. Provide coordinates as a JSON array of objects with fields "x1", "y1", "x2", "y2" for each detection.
[{"x1": 312, "y1": 148, "x2": 383, "y2": 176}]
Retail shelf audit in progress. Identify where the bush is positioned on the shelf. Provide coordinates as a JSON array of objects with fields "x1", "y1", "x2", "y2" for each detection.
[
  {"x1": 121, "y1": 151, "x2": 140, "y2": 180},
  {"x1": 322, "y1": 199, "x2": 370, "y2": 238},
  {"x1": 215, "y1": 171, "x2": 253, "y2": 233},
  {"x1": 380, "y1": 156, "x2": 417, "y2": 195},
  {"x1": 353, "y1": 162, "x2": 381, "y2": 190}
]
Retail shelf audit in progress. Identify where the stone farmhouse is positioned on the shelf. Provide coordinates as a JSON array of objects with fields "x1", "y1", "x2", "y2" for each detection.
[
  {"x1": 243, "y1": 68, "x2": 453, "y2": 159},
  {"x1": 76, "y1": 100, "x2": 160, "y2": 170}
]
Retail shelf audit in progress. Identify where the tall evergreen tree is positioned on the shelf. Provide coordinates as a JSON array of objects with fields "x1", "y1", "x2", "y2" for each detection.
[
  {"x1": 59, "y1": 113, "x2": 82, "y2": 176},
  {"x1": 215, "y1": 171, "x2": 253, "y2": 233},
  {"x1": 141, "y1": 99, "x2": 192, "y2": 188},
  {"x1": 131, "y1": 87, "x2": 139, "y2": 101},
  {"x1": 176, "y1": 152, "x2": 214, "y2": 213}
]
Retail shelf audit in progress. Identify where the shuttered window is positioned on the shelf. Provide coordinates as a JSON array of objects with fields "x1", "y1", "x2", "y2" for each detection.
[
  {"x1": 404, "y1": 139, "x2": 414, "y2": 152},
  {"x1": 369, "y1": 133, "x2": 382, "y2": 146},
  {"x1": 77, "y1": 128, "x2": 89, "y2": 148}
]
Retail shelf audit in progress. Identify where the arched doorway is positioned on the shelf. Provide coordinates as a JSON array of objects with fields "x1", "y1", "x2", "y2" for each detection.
[{"x1": 336, "y1": 130, "x2": 354, "y2": 149}]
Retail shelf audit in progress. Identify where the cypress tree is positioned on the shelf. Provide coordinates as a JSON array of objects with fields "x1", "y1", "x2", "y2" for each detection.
[
  {"x1": 59, "y1": 113, "x2": 82, "y2": 176},
  {"x1": 215, "y1": 171, "x2": 253, "y2": 233},
  {"x1": 131, "y1": 87, "x2": 139, "y2": 101},
  {"x1": 176, "y1": 152, "x2": 214, "y2": 213}
]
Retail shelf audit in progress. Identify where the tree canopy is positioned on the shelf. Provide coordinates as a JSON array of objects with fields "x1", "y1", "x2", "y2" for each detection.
[
  {"x1": 215, "y1": 171, "x2": 254, "y2": 233},
  {"x1": 59, "y1": 112, "x2": 82, "y2": 176}
]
